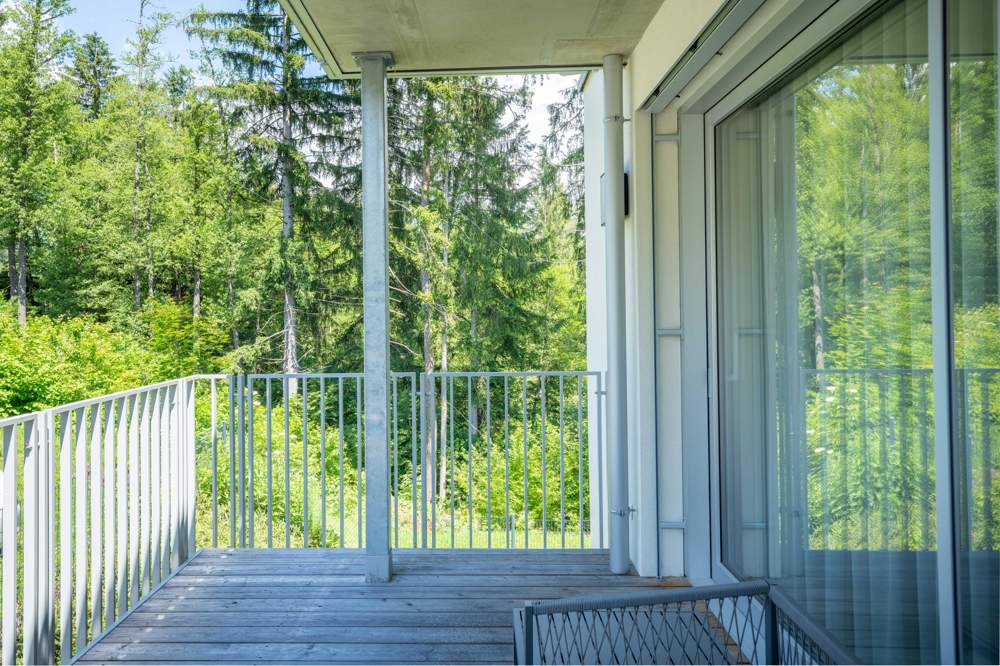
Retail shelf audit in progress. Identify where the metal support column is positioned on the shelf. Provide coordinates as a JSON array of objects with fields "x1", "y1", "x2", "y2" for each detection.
[
  {"x1": 603, "y1": 54, "x2": 630, "y2": 574},
  {"x1": 358, "y1": 51, "x2": 394, "y2": 583}
]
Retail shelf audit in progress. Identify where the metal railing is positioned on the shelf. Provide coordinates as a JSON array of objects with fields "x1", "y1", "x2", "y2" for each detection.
[
  {"x1": 0, "y1": 369, "x2": 604, "y2": 665},
  {"x1": 514, "y1": 580, "x2": 857, "y2": 665},
  {"x1": 0, "y1": 375, "x2": 218, "y2": 665},
  {"x1": 212, "y1": 371, "x2": 605, "y2": 550},
  {"x1": 800, "y1": 367, "x2": 997, "y2": 552}
]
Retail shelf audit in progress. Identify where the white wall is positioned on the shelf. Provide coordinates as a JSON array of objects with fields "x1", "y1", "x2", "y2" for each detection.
[{"x1": 583, "y1": 0, "x2": 724, "y2": 578}]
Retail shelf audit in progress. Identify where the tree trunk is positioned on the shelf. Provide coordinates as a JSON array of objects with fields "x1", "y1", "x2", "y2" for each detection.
[
  {"x1": 437, "y1": 179, "x2": 450, "y2": 500},
  {"x1": 414, "y1": 145, "x2": 442, "y2": 512},
  {"x1": 193, "y1": 264, "x2": 202, "y2": 319},
  {"x1": 145, "y1": 203, "x2": 154, "y2": 299},
  {"x1": 227, "y1": 272, "x2": 240, "y2": 349},
  {"x1": 16, "y1": 235, "x2": 27, "y2": 327},
  {"x1": 280, "y1": 15, "x2": 299, "y2": 388},
  {"x1": 811, "y1": 262, "x2": 825, "y2": 370},
  {"x1": 7, "y1": 235, "x2": 16, "y2": 301}
]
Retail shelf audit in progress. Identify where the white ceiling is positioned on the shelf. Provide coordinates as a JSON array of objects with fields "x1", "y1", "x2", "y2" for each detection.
[{"x1": 280, "y1": 0, "x2": 666, "y2": 78}]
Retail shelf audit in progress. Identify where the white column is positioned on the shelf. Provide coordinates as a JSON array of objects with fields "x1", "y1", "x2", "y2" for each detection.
[
  {"x1": 358, "y1": 51, "x2": 394, "y2": 583},
  {"x1": 603, "y1": 54, "x2": 630, "y2": 574}
]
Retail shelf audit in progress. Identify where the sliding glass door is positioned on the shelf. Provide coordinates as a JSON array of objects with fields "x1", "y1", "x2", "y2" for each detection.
[
  {"x1": 713, "y1": 0, "x2": 998, "y2": 663},
  {"x1": 949, "y1": 2, "x2": 999, "y2": 662}
]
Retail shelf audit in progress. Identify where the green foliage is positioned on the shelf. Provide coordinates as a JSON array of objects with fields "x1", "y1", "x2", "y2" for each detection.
[{"x1": 0, "y1": 306, "x2": 149, "y2": 416}]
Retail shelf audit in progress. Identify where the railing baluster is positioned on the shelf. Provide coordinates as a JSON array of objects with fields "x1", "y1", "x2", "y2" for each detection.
[
  {"x1": 356, "y1": 379, "x2": 363, "y2": 548},
  {"x1": 486, "y1": 378, "x2": 492, "y2": 549},
  {"x1": 228, "y1": 377, "x2": 236, "y2": 548},
  {"x1": 2, "y1": 424, "x2": 16, "y2": 665},
  {"x1": 522, "y1": 379, "x2": 529, "y2": 548},
  {"x1": 541, "y1": 377, "x2": 547, "y2": 549},
  {"x1": 43, "y1": 412, "x2": 54, "y2": 665},
  {"x1": 860, "y1": 373, "x2": 870, "y2": 549},
  {"x1": 578, "y1": 376, "x2": 584, "y2": 549},
  {"x1": 559, "y1": 376, "x2": 565, "y2": 549},
  {"x1": 449, "y1": 378, "x2": 455, "y2": 548},
  {"x1": 596, "y1": 373, "x2": 605, "y2": 547},
  {"x1": 504, "y1": 377, "x2": 511, "y2": 548},
  {"x1": 74, "y1": 406, "x2": 88, "y2": 650},
  {"x1": 248, "y1": 378, "x2": 255, "y2": 548},
  {"x1": 419, "y1": 374, "x2": 426, "y2": 548},
  {"x1": 128, "y1": 394, "x2": 140, "y2": 608},
  {"x1": 920, "y1": 373, "x2": 931, "y2": 550},
  {"x1": 391, "y1": 376, "x2": 398, "y2": 548},
  {"x1": 59, "y1": 411, "x2": 72, "y2": 662},
  {"x1": 467, "y1": 377, "x2": 473, "y2": 548},
  {"x1": 139, "y1": 392, "x2": 150, "y2": 593},
  {"x1": 302, "y1": 378, "x2": 309, "y2": 547},
  {"x1": 151, "y1": 389, "x2": 162, "y2": 587},
  {"x1": 266, "y1": 378, "x2": 273, "y2": 548},
  {"x1": 320, "y1": 378, "x2": 327, "y2": 548},
  {"x1": 840, "y1": 381, "x2": 848, "y2": 550},
  {"x1": 116, "y1": 397, "x2": 128, "y2": 615},
  {"x1": 24, "y1": 419, "x2": 38, "y2": 665},
  {"x1": 284, "y1": 377, "x2": 290, "y2": 549},
  {"x1": 430, "y1": 376, "x2": 436, "y2": 549},
  {"x1": 338, "y1": 378, "x2": 345, "y2": 548},
  {"x1": 170, "y1": 386, "x2": 182, "y2": 569},
  {"x1": 159, "y1": 389, "x2": 171, "y2": 584},
  {"x1": 238, "y1": 374, "x2": 246, "y2": 548},
  {"x1": 410, "y1": 374, "x2": 417, "y2": 549},
  {"x1": 102, "y1": 400, "x2": 115, "y2": 628},
  {"x1": 981, "y1": 371, "x2": 993, "y2": 547},
  {"x1": 89, "y1": 404, "x2": 103, "y2": 634},
  {"x1": 878, "y1": 375, "x2": 889, "y2": 550},
  {"x1": 211, "y1": 379, "x2": 218, "y2": 548}
]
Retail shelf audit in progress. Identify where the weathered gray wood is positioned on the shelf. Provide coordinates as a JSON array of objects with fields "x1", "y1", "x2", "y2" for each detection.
[
  {"x1": 180, "y1": 562, "x2": 614, "y2": 575},
  {"x1": 123, "y1": 611, "x2": 514, "y2": 628},
  {"x1": 79, "y1": 641, "x2": 514, "y2": 662},
  {"x1": 104, "y1": 626, "x2": 512, "y2": 644},
  {"x1": 138, "y1": 596, "x2": 544, "y2": 613},
  {"x1": 172, "y1": 574, "x2": 665, "y2": 587},
  {"x1": 154, "y1": 584, "x2": 674, "y2": 599},
  {"x1": 84, "y1": 548, "x2": 683, "y2": 665}
]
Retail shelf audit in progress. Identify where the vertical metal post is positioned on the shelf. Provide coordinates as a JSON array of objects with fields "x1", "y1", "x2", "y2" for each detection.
[
  {"x1": 522, "y1": 603, "x2": 535, "y2": 665},
  {"x1": 928, "y1": 1, "x2": 958, "y2": 662},
  {"x1": 2, "y1": 425, "x2": 16, "y2": 665},
  {"x1": 603, "y1": 53, "x2": 629, "y2": 574},
  {"x1": 765, "y1": 594, "x2": 780, "y2": 665},
  {"x1": 358, "y1": 50, "x2": 394, "y2": 582}
]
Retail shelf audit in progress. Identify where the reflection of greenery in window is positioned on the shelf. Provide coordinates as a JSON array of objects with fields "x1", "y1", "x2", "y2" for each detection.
[
  {"x1": 950, "y1": 31, "x2": 999, "y2": 556},
  {"x1": 951, "y1": 5, "x2": 999, "y2": 662},
  {"x1": 795, "y1": 58, "x2": 936, "y2": 553}
]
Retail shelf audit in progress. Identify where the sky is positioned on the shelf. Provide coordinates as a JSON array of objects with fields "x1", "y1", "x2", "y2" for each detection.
[{"x1": 59, "y1": 0, "x2": 577, "y2": 146}]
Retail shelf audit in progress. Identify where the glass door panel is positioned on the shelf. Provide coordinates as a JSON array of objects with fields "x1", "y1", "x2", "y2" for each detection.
[{"x1": 714, "y1": 0, "x2": 940, "y2": 662}]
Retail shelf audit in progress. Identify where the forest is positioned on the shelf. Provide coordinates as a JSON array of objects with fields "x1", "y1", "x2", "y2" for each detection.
[
  {"x1": 0, "y1": 0, "x2": 586, "y2": 417},
  {"x1": 0, "y1": 0, "x2": 590, "y2": 549}
]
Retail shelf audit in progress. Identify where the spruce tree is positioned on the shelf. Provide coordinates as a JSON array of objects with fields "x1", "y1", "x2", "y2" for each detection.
[{"x1": 187, "y1": 0, "x2": 360, "y2": 377}]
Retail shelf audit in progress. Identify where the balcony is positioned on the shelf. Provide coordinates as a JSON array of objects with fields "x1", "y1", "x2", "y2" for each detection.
[{"x1": 0, "y1": 370, "x2": 861, "y2": 665}]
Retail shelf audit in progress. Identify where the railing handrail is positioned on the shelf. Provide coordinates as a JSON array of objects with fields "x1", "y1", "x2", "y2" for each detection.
[
  {"x1": 0, "y1": 374, "x2": 230, "y2": 427},
  {"x1": 526, "y1": 580, "x2": 769, "y2": 615}
]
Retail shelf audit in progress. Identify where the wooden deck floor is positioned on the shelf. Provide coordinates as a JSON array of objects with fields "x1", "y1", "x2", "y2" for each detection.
[{"x1": 75, "y1": 548, "x2": 684, "y2": 664}]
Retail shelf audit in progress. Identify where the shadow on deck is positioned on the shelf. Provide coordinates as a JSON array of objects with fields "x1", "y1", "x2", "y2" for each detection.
[{"x1": 75, "y1": 549, "x2": 685, "y2": 664}]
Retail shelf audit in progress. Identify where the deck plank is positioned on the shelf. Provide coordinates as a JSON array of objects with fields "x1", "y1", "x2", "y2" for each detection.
[{"x1": 77, "y1": 548, "x2": 685, "y2": 664}]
